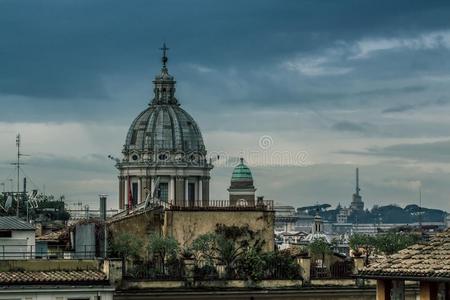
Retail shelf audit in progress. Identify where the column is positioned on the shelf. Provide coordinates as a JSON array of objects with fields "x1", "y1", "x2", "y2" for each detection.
[
  {"x1": 170, "y1": 176, "x2": 175, "y2": 205},
  {"x1": 185, "y1": 178, "x2": 189, "y2": 207},
  {"x1": 125, "y1": 176, "x2": 130, "y2": 210},
  {"x1": 175, "y1": 176, "x2": 184, "y2": 206},
  {"x1": 202, "y1": 176, "x2": 210, "y2": 206},
  {"x1": 199, "y1": 178, "x2": 203, "y2": 205},
  {"x1": 118, "y1": 177, "x2": 124, "y2": 210},
  {"x1": 150, "y1": 177, "x2": 154, "y2": 197},
  {"x1": 138, "y1": 177, "x2": 142, "y2": 203},
  {"x1": 137, "y1": 177, "x2": 141, "y2": 203}
]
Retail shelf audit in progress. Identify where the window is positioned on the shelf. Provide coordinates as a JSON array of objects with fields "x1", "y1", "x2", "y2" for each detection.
[
  {"x1": 158, "y1": 183, "x2": 168, "y2": 202},
  {"x1": 188, "y1": 183, "x2": 195, "y2": 206},
  {"x1": 130, "y1": 130, "x2": 138, "y2": 145},
  {"x1": 132, "y1": 182, "x2": 138, "y2": 205},
  {"x1": 0, "y1": 230, "x2": 12, "y2": 238}
]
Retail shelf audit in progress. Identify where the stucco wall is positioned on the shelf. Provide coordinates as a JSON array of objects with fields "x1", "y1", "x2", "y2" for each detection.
[
  {"x1": 108, "y1": 210, "x2": 163, "y2": 256},
  {"x1": 163, "y1": 210, "x2": 275, "y2": 251}
]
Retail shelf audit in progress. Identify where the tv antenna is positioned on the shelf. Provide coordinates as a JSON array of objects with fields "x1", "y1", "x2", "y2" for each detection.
[{"x1": 10, "y1": 134, "x2": 30, "y2": 217}]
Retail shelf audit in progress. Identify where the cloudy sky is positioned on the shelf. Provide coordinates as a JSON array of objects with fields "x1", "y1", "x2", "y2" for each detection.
[{"x1": 1, "y1": 0, "x2": 450, "y2": 211}]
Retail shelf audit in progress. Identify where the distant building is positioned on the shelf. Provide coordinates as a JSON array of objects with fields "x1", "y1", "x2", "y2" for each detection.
[
  {"x1": 274, "y1": 205, "x2": 297, "y2": 231},
  {"x1": 350, "y1": 168, "x2": 364, "y2": 212},
  {"x1": 0, "y1": 216, "x2": 35, "y2": 259},
  {"x1": 303, "y1": 213, "x2": 332, "y2": 244},
  {"x1": 336, "y1": 207, "x2": 350, "y2": 223}
]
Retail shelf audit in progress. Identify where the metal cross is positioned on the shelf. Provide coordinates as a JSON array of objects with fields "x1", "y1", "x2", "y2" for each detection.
[{"x1": 160, "y1": 43, "x2": 169, "y2": 66}]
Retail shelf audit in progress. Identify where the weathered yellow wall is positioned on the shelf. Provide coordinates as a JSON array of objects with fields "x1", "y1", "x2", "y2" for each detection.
[
  {"x1": 163, "y1": 210, "x2": 275, "y2": 252},
  {"x1": 108, "y1": 210, "x2": 163, "y2": 257}
]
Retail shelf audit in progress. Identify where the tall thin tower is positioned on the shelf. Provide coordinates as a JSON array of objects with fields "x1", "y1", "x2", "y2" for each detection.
[
  {"x1": 350, "y1": 167, "x2": 364, "y2": 212},
  {"x1": 356, "y1": 168, "x2": 360, "y2": 195}
]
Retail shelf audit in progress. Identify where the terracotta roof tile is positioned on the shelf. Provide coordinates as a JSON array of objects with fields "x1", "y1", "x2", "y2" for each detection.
[
  {"x1": 359, "y1": 229, "x2": 450, "y2": 280},
  {"x1": 0, "y1": 270, "x2": 107, "y2": 285}
]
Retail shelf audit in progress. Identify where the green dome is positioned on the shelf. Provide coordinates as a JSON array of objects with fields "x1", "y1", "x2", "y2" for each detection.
[{"x1": 231, "y1": 158, "x2": 253, "y2": 182}]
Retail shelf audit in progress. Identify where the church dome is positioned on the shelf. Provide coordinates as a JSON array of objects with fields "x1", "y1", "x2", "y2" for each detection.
[
  {"x1": 125, "y1": 105, "x2": 205, "y2": 154},
  {"x1": 231, "y1": 158, "x2": 253, "y2": 188},
  {"x1": 231, "y1": 158, "x2": 253, "y2": 182},
  {"x1": 122, "y1": 45, "x2": 206, "y2": 164}
]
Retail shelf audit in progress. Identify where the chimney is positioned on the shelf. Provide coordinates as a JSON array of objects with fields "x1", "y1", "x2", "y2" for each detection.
[{"x1": 99, "y1": 194, "x2": 107, "y2": 221}]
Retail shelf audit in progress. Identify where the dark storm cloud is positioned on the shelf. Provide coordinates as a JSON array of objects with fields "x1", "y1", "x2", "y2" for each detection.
[
  {"x1": 0, "y1": 153, "x2": 112, "y2": 173},
  {"x1": 1, "y1": 0, "x2": 450, "y2": 122},
  {"x1": 340, "y1": 140, "x2": 450, "y2": 163}
]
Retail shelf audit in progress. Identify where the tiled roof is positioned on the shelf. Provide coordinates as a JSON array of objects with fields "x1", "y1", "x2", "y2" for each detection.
[
  {"x1": 359, "y1": 229, "x2": 450, "y2": 280},
  {"x1": 36, "y1": 229, "x2": 67, "y2": 241},
  {"x1": 0, "y1": 270, "x2": 107, "y2": 285},
  {"x1": 0, "y1": 217, "x2": 34, "y2": 230}
]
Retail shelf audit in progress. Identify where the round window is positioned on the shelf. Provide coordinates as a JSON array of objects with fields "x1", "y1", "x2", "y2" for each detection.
[{"x1": 132, "y1": 154, "x2": 139, "y2": 161}]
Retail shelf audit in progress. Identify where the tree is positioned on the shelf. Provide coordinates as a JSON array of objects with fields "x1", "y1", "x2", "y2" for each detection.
[
  {"x1": 148, "y1": 233, "x2": 179, "y2": 262},
  {"x1": 374, "y1": 232, "x2": 419, "y2": 255},
  {"x1": 109, "y1": 232, "x2": 143, "y2": 261},
  {"x1": 308, "y1": 237, "x2": 331, "y2": 266},
  {"x1": 191, "y1": 224, "x2": 265, "y2": 279},
  {"x1": 349, "y1": 233, "x2": 377, "y2": 265}
]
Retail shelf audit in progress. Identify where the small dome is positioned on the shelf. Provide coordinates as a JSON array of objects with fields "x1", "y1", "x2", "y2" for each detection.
[{"x1": 231, "y1": 158, "x2": 253, "y2": 182}]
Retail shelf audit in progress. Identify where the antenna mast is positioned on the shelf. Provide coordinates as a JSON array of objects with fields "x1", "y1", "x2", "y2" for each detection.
[{"x1": 16, "y1": 134, "x2": 21, "y2": 217}]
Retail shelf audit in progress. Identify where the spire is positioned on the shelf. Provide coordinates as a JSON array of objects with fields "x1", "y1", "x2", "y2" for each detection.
[
  {"x1": 356, "y1": 168, "x2": 360, "y2": 195},
  {"x1": 151, "y1": 43, "x2": 178, "y2": 106}
]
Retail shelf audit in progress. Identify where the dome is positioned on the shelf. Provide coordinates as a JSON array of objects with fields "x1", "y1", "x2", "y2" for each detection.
[
  {"x1": 124, "y1": 105, "x2": 205, "y2": 154},
  {"x1": 122, "y1": 47, "x2": 207, "y2": 164},
  {"x1": 231, "y1": 158, "x2": 253, "y2": 182}
]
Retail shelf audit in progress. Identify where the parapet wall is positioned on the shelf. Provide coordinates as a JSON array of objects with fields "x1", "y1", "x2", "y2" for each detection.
[
  {"x1": 0, "y1": 259, "x2": 99, "y2": 272},
  {"x1": 163, "y1": 209, "x2": 275, "y2": 251}
]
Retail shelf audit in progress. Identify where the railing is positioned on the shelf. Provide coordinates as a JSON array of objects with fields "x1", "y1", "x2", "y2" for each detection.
[
  {"x1": 169, "y1": 200, "x2": 274, "y2": 211},
  {"x1": 310, "y1": 260, "x2": 354, "y2": 279},
  {"x1": 0, "y1": 244, "x2": 98, "y2": 260},
  {"x1": 125, "y1": 260, "x2": 184, "y2": 280},
  {"x1": 310, "y1": 264, "x2": 329, "y2": 279},
  {"x1": 330, "y1": 261, "x2": 354, "y2": 278},
  {"x1": 126, "y1": 260, "x2": 301, "y2": 281}
]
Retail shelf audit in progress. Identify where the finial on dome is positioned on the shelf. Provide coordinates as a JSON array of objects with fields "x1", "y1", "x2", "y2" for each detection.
[
  {"x1": 160, "y1": 42, "x2": 169, "y2": 67},
  {"x1": 240, "y1": 157, "x2": 244, "y2": 164}
]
